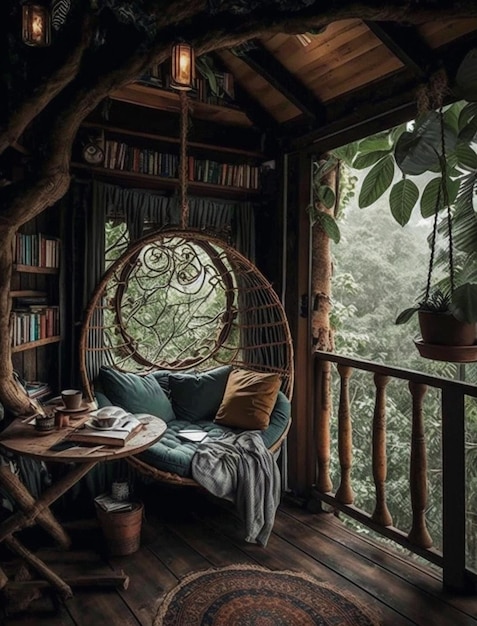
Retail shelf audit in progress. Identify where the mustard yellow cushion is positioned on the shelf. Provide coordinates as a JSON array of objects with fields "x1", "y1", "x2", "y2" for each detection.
[{"x1": 214, "y1": 369, "x2": 281, "y2": 430}]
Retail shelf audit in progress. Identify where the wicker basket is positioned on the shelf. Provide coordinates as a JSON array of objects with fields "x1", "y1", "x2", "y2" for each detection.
[{"x1": 95, "y1": 501, "x2": 144, "y2": 556}]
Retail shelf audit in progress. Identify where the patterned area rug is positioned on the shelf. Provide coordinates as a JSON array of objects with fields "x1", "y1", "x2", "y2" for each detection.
[{"x1": 154, "y1": 564, "x2": 382, "y2": 625}]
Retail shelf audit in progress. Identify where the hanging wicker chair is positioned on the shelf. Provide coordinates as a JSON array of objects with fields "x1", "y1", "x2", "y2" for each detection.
[{"x1": 79, "y1": 227, "x2": 294, "y2": 486}]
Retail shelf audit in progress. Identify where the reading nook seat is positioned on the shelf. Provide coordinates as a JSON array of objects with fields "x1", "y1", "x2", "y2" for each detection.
[{"x1": 80, "y1": 229, "x2": 294, "y2": 487}]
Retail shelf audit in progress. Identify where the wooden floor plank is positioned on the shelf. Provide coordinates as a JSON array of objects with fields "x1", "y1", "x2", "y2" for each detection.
[
  {"x1": 283, "y1": 503, "x2": 477, "y2": 618},
  {"x1": 3, "y1": 488, "x2": 477, "y2": 625}
]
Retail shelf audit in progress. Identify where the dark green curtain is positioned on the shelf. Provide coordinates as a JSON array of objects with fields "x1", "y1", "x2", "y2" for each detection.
[{"x1": 95, "y1": 181, "x2": 255, "y2": 259}]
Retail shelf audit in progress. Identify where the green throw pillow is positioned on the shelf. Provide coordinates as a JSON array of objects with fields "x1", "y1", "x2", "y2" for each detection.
[
  {"x1": 98, "y1": 367, "x2": 176, "y2": 423},
  {"x1": 169, "y1": 365, "x2": 232, "y2": 422}
]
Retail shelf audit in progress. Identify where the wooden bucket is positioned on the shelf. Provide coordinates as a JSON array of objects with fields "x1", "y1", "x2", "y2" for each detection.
[{"x1": 96, "y1": 501, "x2": 144, "y2": 556}]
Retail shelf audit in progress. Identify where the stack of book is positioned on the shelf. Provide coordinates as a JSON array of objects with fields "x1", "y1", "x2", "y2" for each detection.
[
  {"x1": 68, "y1": 411, "x2": 143, "y2": 447},
  {"x1": 94, "y1": 493, "x2": 134, "y2": 512}
]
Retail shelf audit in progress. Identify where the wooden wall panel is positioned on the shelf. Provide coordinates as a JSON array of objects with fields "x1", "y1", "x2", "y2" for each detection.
[{"x1": 419, "y1": 18, "x2": 477, "y2": 48}]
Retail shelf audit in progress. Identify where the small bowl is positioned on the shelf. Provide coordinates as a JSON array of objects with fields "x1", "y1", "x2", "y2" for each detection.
[
  {"x1": 92, "y1": 415, "x2": 120, "y2": 429},
  {"x1": 34, "y1": 415, "x2": 55, "y2": 433}
]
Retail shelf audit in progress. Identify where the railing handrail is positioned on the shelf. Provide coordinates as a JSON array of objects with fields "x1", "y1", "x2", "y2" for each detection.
[{"x1": 314, "y1": 350, "x2": 477, "y2": 395}]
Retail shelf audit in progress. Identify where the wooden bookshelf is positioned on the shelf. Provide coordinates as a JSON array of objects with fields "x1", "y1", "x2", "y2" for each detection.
[
  {"x1": 10, "y1": 290, "x2": 47, "y2": 298},
  {"x1": 12, "y1": 336, "x2": 61, "y2": 353},
  {"x1": 81, "y1": 122, "x2": 263, "y2": 159},
  {"x1": 111, "y1": 84, "x2": 253, "y2": 128},
  {"x1": 13, "y1": 265, "x2": 59, "y2": 275},
  {"x1": 71, "y1": 163, "x2": 261, "y2": 199}
]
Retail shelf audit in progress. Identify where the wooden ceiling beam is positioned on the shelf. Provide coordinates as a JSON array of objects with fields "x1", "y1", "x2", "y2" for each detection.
[
  {"x1": 291, "y1": 34, "x2": 477, "y2": 153},
  {"x1": 364, "y1": 21, "x2": 435, "y2": 77},
  {"x1": 233, "y1": 41, "x2": 325, "y2": 123}
]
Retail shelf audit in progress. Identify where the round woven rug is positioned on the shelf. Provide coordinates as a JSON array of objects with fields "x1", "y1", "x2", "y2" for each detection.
[{"x1": 154, "y1": 564, "x2": 381, "y2": 625}]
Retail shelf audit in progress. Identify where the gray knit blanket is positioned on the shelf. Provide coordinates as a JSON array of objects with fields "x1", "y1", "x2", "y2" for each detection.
[{"x1": 190, "y1": 431, "x2": 281, "y2": 546}]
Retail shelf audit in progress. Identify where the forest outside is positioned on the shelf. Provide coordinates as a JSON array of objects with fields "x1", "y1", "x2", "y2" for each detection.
[{"x1": 328, "y1": 114, "x2": 477, "y2": 570}]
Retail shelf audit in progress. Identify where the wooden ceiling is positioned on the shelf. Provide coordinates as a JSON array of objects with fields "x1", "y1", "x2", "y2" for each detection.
[{"x1": 215, "y1": 17, "x2": 477, "y2": 152}]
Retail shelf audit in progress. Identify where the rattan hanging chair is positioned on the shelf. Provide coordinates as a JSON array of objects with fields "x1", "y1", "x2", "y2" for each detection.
[{"x1": 79, "y1": 227, "x2": 294, "y2": 486}]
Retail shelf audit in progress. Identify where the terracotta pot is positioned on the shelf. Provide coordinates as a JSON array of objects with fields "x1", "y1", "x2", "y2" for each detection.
[{"x1": 418, "y1": 310, "x2": 476, "y2": 346}]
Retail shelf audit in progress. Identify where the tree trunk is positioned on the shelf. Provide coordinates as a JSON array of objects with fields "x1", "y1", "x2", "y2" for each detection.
[
  {"x1": 311, "y1": 156, "x2": 337, "y2": 352},
  {"x1": 0, "y1": 227, "x2": 31, "y2": 415}
]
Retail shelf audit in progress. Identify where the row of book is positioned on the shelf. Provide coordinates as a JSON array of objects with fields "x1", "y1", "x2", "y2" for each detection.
[
  {"x1": 101, "y1": 140, "x2": 260, "y2": 189},
  {"x1": 14, "y1": 233, "x2": 60, "y2": 268},
  {"x1": 103, "y1": 140, "x2": 179, "y2": 178},
  {"x1": 10, "y1": 306, "x2": 60, "y2": 347},
  {"x1": 188, "y1": 157, "x2": 260, "y2": 189}
]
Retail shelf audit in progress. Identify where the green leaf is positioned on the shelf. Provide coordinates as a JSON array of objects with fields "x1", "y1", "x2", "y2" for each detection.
[
  {"x1": 455, "y1": 142, "x2": 477, "y2": 170},
  {"x1": 316, "y1": 184, "x2": 336, "y2": 209},
  {"x1": 331, "y1": 143, "x2": 359, "y2": 165},
  {"x1": 313, "y1": 211, "x2": 341, "y2": 243},
  {"x1": 394, "y1": 111, "x2": 457, "y2": 176},
  {"x1": 395, "y1": 307, "x2": 419, "y2": 324},
  {"x1": 420, "y1": 177, "x2": 460, "y2": 218},
  {"x1": 358, "y1": 155, "x2": 394, "y2": 208},
  {"x1": 455, "y1": 48, "x2": 477, "y2": 102},
  {"x1": 352, "y1": 150, "x2": 390, "y2": 169},
  {"x1": 450, "y1": 283, "x2": 477, "y2": 323},
  {"x1": 457, "y1": 102, "x2": 477, "y2": 132},
  {"x1": 389, "y1": 178, "x2": 419, "y2": 226},
  {"x1": 357, "y1": 133, "x2": 392, "y2": 153},
  {"x1": 458, "y1": 115, "x2": 477, "y2": 143}
]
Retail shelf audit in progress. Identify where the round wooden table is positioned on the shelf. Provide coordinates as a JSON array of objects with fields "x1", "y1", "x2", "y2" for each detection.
[{"x1": 0, "y1": 414, "x2": 166, "y2": 600}]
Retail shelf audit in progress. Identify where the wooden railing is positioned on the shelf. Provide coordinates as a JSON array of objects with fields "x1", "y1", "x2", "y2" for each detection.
[{"x1": 312, "y1": 350, "x2": 477, "y2": 593}]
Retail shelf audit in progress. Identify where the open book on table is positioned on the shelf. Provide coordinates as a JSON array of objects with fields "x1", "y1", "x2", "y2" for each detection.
[{"x1": 68, "y1": 407, "x2": 144, "y2": 447}]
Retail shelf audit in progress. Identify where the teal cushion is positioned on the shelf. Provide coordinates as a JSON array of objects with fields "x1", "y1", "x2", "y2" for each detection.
[
  {"x1": 98, "y1": 367, "x2": 176, "y2": 423},
  {"x1": 169, "y1": 365, "x2": 232, "y2": 422},
  {"x1": 260, "y1": 391, "x2": 291, "y2": 448},
  {"x1": 138, "y1": 419, "x2": 231, "y2": 477},
  {"x1": 136, "y1": 392, "x2": 291, "y2": 477}
]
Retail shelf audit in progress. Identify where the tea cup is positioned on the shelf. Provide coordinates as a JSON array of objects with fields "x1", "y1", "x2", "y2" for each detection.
[{"x1": 61, "y1": 389, "x2": 82, "y2": 410}]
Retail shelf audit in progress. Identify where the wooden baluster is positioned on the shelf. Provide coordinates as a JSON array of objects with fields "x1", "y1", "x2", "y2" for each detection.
[
  {"x1": 408, "y1": 381, "x2": 433, "y2": 548},
  {"x1": 371, "y1": 373, "x2": 393, "y2": 526},
  {"x1": 315, "y1": 359, "x2": 333, "y2": 492},
  {"x1": 335, "y1": 364, "x2": 354, "y2": 504}
]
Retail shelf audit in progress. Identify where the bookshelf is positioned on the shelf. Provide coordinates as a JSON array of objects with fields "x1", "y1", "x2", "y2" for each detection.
[
  {"x1": 10, "y1": 220, "x2": 62, "y2": 394},
  {"x1": 73, "y1": 120, "x2": 264, "y2": 198}
]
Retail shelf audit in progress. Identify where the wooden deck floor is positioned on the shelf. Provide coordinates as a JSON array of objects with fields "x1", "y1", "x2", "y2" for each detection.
[{"x1": 2, "y1": 485, "x2": 477, "y2": 625}]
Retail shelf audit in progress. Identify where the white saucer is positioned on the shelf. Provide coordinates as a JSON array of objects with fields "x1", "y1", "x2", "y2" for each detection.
[{"x1": 56, "y1": 402, "x2": 89, "y2": 413}]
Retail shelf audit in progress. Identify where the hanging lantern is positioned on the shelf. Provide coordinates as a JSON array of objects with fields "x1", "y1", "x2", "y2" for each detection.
[
  {"x1": 22, "y1": 3, "x2": 51, "y2": 47},
  {"x1": 170, "y1": 42, "x2": 195, "y2": 91}
]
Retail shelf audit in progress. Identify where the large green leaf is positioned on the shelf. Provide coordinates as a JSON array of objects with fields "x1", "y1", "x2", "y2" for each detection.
[
  {"x1": 353, "y1": 150, "x2": 390, "y2": 169},
  {"x1": 450, "y1": 283, "x2": 477, "y2": 323},
  {"x1": 357, "y1": 133, "x2": 392, "y2": 153},
  {"x1": 332, "y1": 143, "x2": 359, "y2": 165},
  {"x1": 458, "y1": 115, "x2": 477, "y2": 143},
  {"x1": 389, "y1": 178, "x2": 419, "y2": 226},
  {"x1": 313, "y1": 211, "x2": 341, "y2": 243},
  {"x1": 394, "y1": 111, "x2": 456, "y2": 176},
  {"x1": 420, "y1": 177, "x2": 459, "y2": 218},
  {"x1": 452, "y1": 172, "x2": 477, "y2": 253},
  {"x1": 455, "y1": 48, "x2": 477, "y2": 102},
  {"x1": 358, "y1": 155, "x2": 394, "y2": 208},
  {"x1": 457, "y1": 102, "x2": 477, "y2": 132},
  {"x1": 455, "y1": 142, "x2": 477, "y2": 170}
]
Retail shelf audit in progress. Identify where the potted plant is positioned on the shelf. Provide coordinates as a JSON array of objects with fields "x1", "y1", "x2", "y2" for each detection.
[{"x1": 396, "y1": 287, "x2": 477, "y2": 347}]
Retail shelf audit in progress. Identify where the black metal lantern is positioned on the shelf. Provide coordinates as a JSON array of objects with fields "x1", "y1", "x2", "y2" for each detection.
[
  {"x1": 170, "y1": 42, "x2": 195, "y2": 91},
  {"x1": 22, "y1": 2, "x2": 51, "y2": 47}
]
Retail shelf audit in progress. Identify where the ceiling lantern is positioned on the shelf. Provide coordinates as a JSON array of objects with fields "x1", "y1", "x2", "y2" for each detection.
[
  {"x1": 170, "y1": 42, "x2": 196, "y2": 91},
  {"x1": 22, "y1": 2, "x2": 51, "y2": 47}
]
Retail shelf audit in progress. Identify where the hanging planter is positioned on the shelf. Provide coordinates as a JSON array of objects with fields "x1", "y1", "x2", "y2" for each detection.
[{"x1": 394, "y1": 90, "x2": 477, "y2": 362}]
